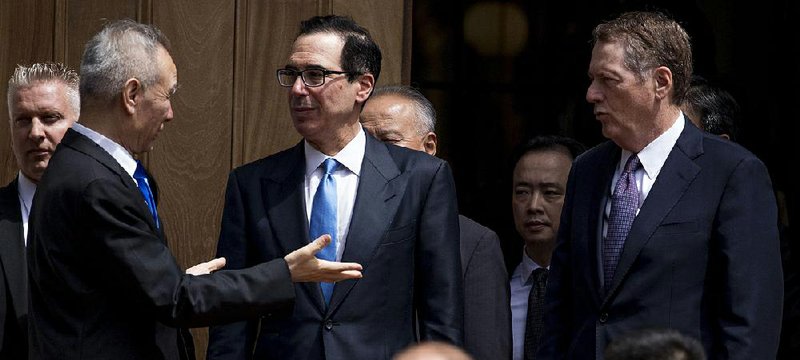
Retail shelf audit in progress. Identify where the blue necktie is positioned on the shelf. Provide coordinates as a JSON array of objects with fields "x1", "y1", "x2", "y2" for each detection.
[
  {"x1": 309, "y1": 158, "x2": 339, "y2": 305},
  {"x1": 603, "y1": 154, "x2": 640, "y2": 293},
  {"x1": 133, "y1": 160, "x2": 160, "y2": 229}
]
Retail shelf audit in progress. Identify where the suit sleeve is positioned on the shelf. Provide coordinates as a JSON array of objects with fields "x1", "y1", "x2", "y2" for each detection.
[
  {"x1": 537, "y1": 165, "x2": 578, "y2": 359},
  {"x1": 713, "y1": 156, "x2": 783, "y2": 358},
  {"x1": 82, "y1": 175, "x2": 295, "y2": 329},
  {"x1": 416, "y1": 161, "x2": 465, "y2": 345},
  {"x1": 463, "y1": 228, "x2": 511, "y2": 360},
  {"x1": 206, "y1": 171, "x2": 263, "y2": 360}
]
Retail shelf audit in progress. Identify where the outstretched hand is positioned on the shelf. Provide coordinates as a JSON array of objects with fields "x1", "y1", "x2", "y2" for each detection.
[
  {"x1": 186, "y1": 257, "x2": 227, "y2": 275},
  {"x1": 284, "y1": 235, "x2": 363, "y2": 282}
]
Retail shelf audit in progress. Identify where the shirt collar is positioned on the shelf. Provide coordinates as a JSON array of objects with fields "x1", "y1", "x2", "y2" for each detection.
[
  {"x1": 304, "y1": 125, "x2": 366, "y2": 176},
  {"x1": 520, "y1": 246, "x2": 548, "y2": 285},
  {"x1": 622, "y1": 112, "x2": 685, "y2": 181},
  {"x1": 72, "y1": 122, "x2": 137, "y2": 178}
]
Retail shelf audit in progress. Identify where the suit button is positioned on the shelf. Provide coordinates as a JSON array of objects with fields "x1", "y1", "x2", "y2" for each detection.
[
  {"x1": 599, "y1": 312, "x2": 609, "y2": 323},
  {"x1": 324, "y1": 319, "x2": 334, "y2": 331}
]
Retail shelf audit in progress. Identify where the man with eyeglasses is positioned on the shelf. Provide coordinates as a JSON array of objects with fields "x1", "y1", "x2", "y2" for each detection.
[{"x1": 207, "y1": 15, "x2": 464, "y2": 360}]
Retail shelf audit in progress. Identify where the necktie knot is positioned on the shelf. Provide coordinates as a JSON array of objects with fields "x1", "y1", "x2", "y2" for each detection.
[
  {"x1": 530, "y1": 267, "x2": 548, "y2": 286},
  {"x1": 321, "y1": 158, "x2": 339, "y2": 175},
  {"x1": 133, "y1": 160, "x2": 159, "y2": 229},
  {"x1": 623, "y1": 154, "x2": 640, "y2": 174},
  {"x1": 134, "y1": 160, "x2": 148, "y2": 181}
]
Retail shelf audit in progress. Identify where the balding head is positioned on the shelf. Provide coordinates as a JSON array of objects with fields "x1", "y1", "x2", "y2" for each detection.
[{"x1": 392, "y1": 341, "x2": 473, "y2": 360}]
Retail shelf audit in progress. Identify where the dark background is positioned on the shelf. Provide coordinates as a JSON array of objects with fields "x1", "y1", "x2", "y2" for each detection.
[{"x1": 409, "y1": 0, "x2": 798, "y2": 355}]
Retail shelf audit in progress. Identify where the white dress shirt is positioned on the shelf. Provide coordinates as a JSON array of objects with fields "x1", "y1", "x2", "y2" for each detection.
[
  {"x1": 72, "y1": 123, "x2": 138, "y2": 179},
  {"x1": 603, "y1": 113, "x2": 685, "y2": 237},
  {"x1": 510, "y1": 248, "x2": 548, "y2": 360},
  {"x1": 17, "y1": 172, "x2": 36, "y2": 243},
  {"x1": 303, "y1": 127, "x2": 365, "y2": 261}
]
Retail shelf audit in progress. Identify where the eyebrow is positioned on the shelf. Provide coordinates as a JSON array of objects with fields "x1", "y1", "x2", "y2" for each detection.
[{"x1": 284, "y1": 64, "x2": 326, "y2": 70}]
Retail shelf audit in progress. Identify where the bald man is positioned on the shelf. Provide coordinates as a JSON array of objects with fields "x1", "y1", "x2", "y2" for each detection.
[{"x1": 362, "y1": 85, "x2": 511, "y2": 360}]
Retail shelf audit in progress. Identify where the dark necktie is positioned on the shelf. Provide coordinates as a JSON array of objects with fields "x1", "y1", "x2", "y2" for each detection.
[
  {"x1": 309, "y1": 158, "x2": 339, "y2": 305},
  {"x1": 603, "y1": 154, "x2": 640, "y2": 293},
  {"x1": 524, "y1": 267, "x2": 549, "y2": 360},
  {"x1": 133, "y1": 160, "x2": 159, "y2": 229}
]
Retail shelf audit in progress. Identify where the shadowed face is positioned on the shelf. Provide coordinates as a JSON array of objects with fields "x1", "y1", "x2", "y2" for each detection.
[
  {"x1": 361, "y1": 94, "x2": 437, "y2": 155},
  {"x1": 512, "y1": 148, "x2": 573, "y2": 249},
  {"x1": 8, "y1": 81, "x2": 77, "y2": 182}
]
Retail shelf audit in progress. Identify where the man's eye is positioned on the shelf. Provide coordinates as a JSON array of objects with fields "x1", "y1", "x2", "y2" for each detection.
[{"x1": 306, "y1": 71, "x2": 324, "y2": 81}]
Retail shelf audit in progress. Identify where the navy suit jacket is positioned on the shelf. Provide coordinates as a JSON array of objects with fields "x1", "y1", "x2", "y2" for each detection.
[
  {"x1": 207, "y1": 133, "x2": 464, "y2": 360},
  {"x1": 27, "y1": 129, "x2": 297, "y2": 360},
  {"x1": 539, "y1": 120, "x2": 783, "y2": 359},
  {"x1": 459, "y1": 215, "x2": 511, "y2": 360},
  {"x1": 0, "y1": 179, "x2": 27, "y2": 359}
]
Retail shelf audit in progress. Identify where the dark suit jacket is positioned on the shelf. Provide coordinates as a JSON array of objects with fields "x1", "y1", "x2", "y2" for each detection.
[
  {"x1": 539, "y1": 120, "x2": 783, "y2": 359},
  {"x1": 0, "y1": 179, "x2": 27, "y2": 359},
  {"x1": 207, "y1": 133, "x2": 463, "y2": 360},
  {"x1": 459, "y1": 215, "x2": 511, "y2": 360},
  {"x1": 27, "y1": 129, "x2": 298, "y2": 360}
]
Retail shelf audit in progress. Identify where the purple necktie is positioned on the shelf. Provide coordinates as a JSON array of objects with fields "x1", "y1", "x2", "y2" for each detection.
[{"x1": 603, "y1": 154, "x2": 640, "y2": 293}]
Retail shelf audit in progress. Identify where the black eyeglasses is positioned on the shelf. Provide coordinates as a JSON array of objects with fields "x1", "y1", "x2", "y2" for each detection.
[{"x1": 276, "y1": 68, "x2": 358, "y2": 87}]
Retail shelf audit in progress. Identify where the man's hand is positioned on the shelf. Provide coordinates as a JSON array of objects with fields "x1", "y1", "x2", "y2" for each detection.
[
  {"x1": 285, "y1": 235, "x2": 363, "y2": 282},
  {"x1": 186, "y1": 257, "x2": 227, "y2": 276}
]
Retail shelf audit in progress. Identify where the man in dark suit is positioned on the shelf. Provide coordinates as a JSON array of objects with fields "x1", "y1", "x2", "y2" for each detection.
[
  {"x1": 1, "y1": 62, "x2": 80, "y2": 359},
  {"x1": 27, "y1": 19, "x2": 362, "y2": 360},
  {"x1": 207, "y1": 16, "x2": 463, "y2": 360},
  {"x1": 508, "y1": 136, "x2": 584, "y2": 360},
  {"x1": 361, "y1": 85, "x2": 510, "y2": 360},
  {"x1": 538, "y1": 11, "x2": 783, "y2": 359}
]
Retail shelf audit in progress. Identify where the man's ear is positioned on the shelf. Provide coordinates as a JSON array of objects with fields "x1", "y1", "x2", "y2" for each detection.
[
  {"x1": 653, "y1": 66, "x2": 673, "y2": 100},
  {"x1": 122, "y1": 78, "x2": 141, "y2": 115},
  {"x1": 422, "y1": 132, "x2": 438, "y2": 156},
  {"x1": 355, "y1": 73, "x2": 375, "y2": 104}
]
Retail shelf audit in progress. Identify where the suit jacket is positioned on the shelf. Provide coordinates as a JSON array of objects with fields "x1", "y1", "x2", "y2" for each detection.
[
  {"x1": 0, "y1": 179, "x2": 27, "y2": 359},
  {"x1": 459, "y1": 215, "x2": 511, "y2": 360},
  {"x1": 539, "y1": 120, "x2": 783, "y2": 359},
  {"x1": 207, "y1": 133, "x2": 463, "y2": 360},
  {"x1": 27, "y1": 129, "x2": 297, "y2": 360}
]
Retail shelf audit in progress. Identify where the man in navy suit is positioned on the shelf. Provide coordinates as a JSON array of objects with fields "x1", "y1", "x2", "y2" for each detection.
[
  {"x1": 538, "y1": 11, "x2": 783, "y2": 359},
  {"x1": 1, "y1": 63, "x2": 79, "y2": 359},
  {"x1": 207, "y1": 16, "x2": 463, "y2": 360},
  {"x1": 361, "y1": 85, "x2": 510, "y2": 360}
]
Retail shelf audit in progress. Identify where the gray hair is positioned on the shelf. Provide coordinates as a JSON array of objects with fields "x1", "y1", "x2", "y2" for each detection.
[
  {"x1": 371, "y1": 85, "x2": 436, "y2": 135},
  {"x1": 7, "y1": 62, "x2": 80, "y2": 117},
  {"x1": 80, "y1": 19, "x2": 171, "y2": 105}
]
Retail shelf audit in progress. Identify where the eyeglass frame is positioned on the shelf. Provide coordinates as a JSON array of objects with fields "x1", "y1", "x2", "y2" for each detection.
[{"x1": 276, "y1": 68, "x2": 362, "y2": 87}]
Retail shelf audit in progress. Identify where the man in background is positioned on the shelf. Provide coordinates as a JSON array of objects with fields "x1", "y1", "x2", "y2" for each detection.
[
  {"x1": 681, "y1": 75, "x2": 739, "y2": 140},
  {"x1": 604, "y1": 329, "x2": 706, "y2": 360},
  {"x1": 1, "y1": 62, "x2": 79, "y2": 359},
  {"x1": 508, "y1": 135, "x2": 584, "y2": 360},
  {"x1": 361, "y1": 85, "x2": 510, "y2": 360}
]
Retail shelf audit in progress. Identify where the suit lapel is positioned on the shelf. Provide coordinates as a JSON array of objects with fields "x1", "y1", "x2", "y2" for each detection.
[
  {"x1": 0, "y1": 178, "x2": 27, "y2": 320},
  {"x1": 262, "y1": 142, "x2": 324, "y2": 307},
  {"x1": 603, "y1": 122, "x2": 703, "y2": 301},
  {"x1": 327, "y1": 135, "x2": 403, "y2": 313}
]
